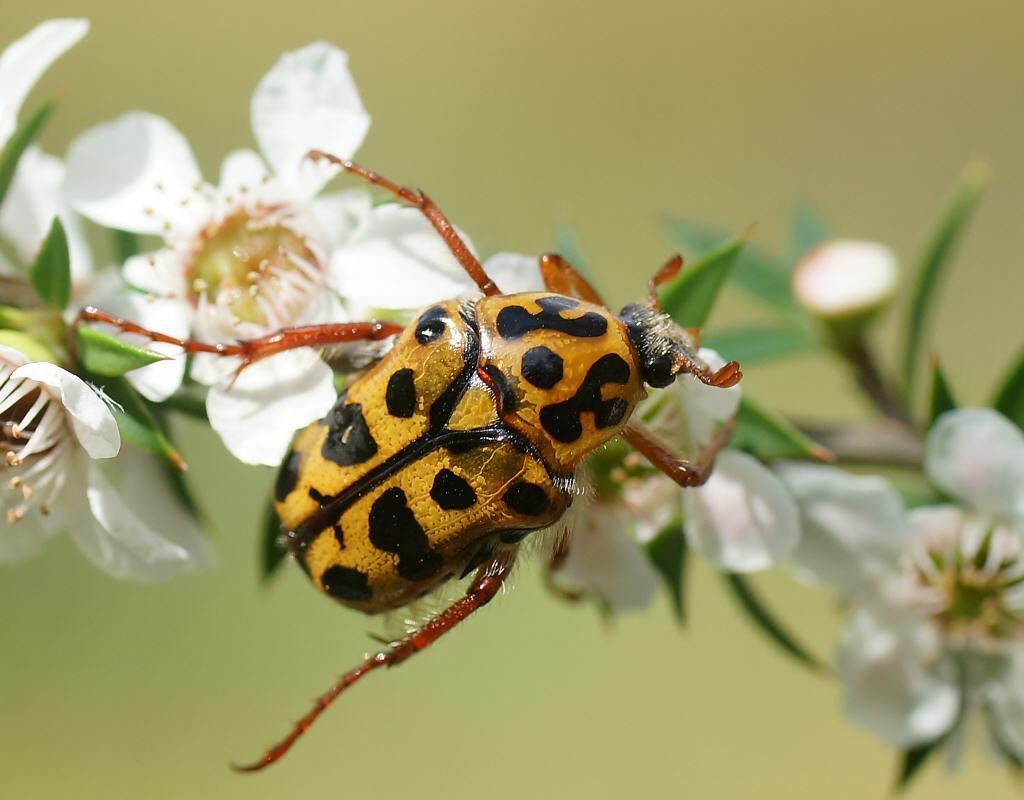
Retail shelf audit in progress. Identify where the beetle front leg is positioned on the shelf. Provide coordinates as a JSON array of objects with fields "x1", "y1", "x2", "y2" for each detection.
[
  {"x1": 232, "y1": 550, "x2": 517, "y2": 772},
  {"x1": 622, "y1": 417, "x2": 735, "y2": 488},
  {"x1": 538, "y1": 253, "x2": 606, "y2": 304},
  {"x1": 72, "y1": 306, "x2": 404, "y2": 374}
]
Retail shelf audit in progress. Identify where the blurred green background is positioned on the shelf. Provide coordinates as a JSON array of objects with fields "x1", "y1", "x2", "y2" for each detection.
[{"x1": 4, "y1": 1, "x2": 1024, "y2": 797}]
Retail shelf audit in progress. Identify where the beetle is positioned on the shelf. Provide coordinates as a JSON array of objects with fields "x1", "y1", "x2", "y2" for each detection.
[{"x1": 76, "y1": 151, "x2": 742, "y2": 771}]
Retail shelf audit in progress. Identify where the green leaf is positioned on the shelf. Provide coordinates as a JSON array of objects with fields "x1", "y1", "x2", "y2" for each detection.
[
  {"x1": 902, "y1": 161, "x2": 989, "y2": 395},
  {"x1": 28, "y1": 217, "x2": 70, "y2": 309},
  {"x1": 993, "y1": 344, "x2": 1024, "y2": 431},
  {"x1": 658, "y1": 233, "x2": 747, "y2": 328},
  {"x1": 703, "y1": 326, "x2": 818, "y2": 366},
  {"x1": 896, "y1": 739, "x2": 943, "y2": 790},
  {"x1": 0, "y1": 330, "x2": 56, "y2": 363},
  {"x1": 666, "y1": 218, "x2": 801, "y2": 319},
  {"x1": 89, "y1": 376, "x2": 186, "y2": 470},
  {"x1": 160, "y1": 387, "x2": 209, "y2": 421},
  {"x1": 643, "y1": 519, "x2": 688, "y2": 624},
  {"x1": 731, "y1": 397, "x2": 833, "y2": 461},
  {"x1": 76, "y1": 326, "x2": 165, "y2": 377},
  {"x1": 926, "y1": 358, "x2": 957, "y2": 428},
  {"x1": 112, "y1": 229, "x2": 141, "y2": 263},
  {"x1": 723, "y1": 573, "x2": 823, "y2": 671},
  {"x1": 261, "y1": 500, "x2": 288, "y2": 581},
  {"x1": 789, "y1": 201, "x2": 829, "y2": 262},
  {"x1": 0, "y1": 102, "x2": 54, "y2": 208}
]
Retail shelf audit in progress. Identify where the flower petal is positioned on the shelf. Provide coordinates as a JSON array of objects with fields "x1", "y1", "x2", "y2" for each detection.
[
  {"x1": 12, "y1": 361, "x2": 119, "y2": 459},
  {"x1": 552, "y1": 500, "x2": 661, "y2": 612},
  {"x1": 837, "y1": 606, "x2": 959, "y2": 747},
  {"x1": 251, "y1": 42, "x2": 370, "y2": 197},
  {"x1": 330, "y1": 204, "x2": 481, "y2": 309},
  {"x1": 482, "y1": 252, "x2": 545, "y2": 295},
  {"x1": 683, "y1": 450, "x2": 800, "y2": 572},
  {"x1": 64, "y1": 112, "x2": 207, "y2": 235},
  {"x1": 0, "y1": 509, "x2": 54, "y2": 563},
  {"x1": 925, "y1": 408, "x2": 1024, "y2": 524},
  {"x1": 987, "y1": 654, "x2": 1024, "y2": 761},
  {"x1": 0, "y1": 18, "x2": 88, "y2": 148},
  {"x1": 206, "y1": 348, "x2": 336, "y2": 465},
  {"x1": 69, "y1": 450, "x2": 214, "y2": 580},
  {"x1": 310, "y1": 188, "x2": 372, "y2": 251},
  {"x1": 776, "y1": 462, "x2": 908, "y2": 594},
  {"x1": 0, "y1": 146, "x2": 94, "y2": 286}
]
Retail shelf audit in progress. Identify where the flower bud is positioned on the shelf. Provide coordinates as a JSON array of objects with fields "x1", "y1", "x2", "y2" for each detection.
[{"x1": 792, "y1": 239, "x2": 898, "y2": 327}]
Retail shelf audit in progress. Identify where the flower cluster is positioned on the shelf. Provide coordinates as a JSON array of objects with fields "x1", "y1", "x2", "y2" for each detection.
[{"x1": 2, "y1": 16, "x2": 1019, "y2": 790}]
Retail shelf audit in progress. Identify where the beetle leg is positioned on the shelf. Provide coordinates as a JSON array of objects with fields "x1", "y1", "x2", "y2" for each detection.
[
  {"x1": 307, "y1": 150, "x2": 501, "y2": 297},
  {"x1": 71, "y1": 306, "x2": 403, "y2": 376},
  {"x1": 647, "y1": 253, "x2": 684, "y2": 311},
  {"x1": 538, "y1": 253, "x2": 606, "y2": 304},
  {"x1": 232, "y1": 550, "x2": 517, "y2": 772},
  {"x1": 622, "y1": 417, "x2": 735, "y2": 488}
]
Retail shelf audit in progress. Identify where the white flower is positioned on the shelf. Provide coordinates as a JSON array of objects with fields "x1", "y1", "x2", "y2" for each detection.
[
  {"x1": 64, "y1": 42, "x2": 371, "y2": 466},
  {"x1": 0, "y1": 20, "x2": 93, "y2": 291},
  {"x1": 778, "y1": 409, "x2": 1024, "y2": 758},
  {"x1": 792, "y1": 239, "x2": 898, "y2": 320},
  {"x1": 553, "y1": 348, "x2": 800, "y2": 612},
  {"x1": 0, "y1": 345, "x2": 211, "y2": 578}
]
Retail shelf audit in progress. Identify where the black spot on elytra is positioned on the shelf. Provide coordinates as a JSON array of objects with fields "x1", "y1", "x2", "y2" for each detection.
[
  {"x1": 308, "y1": 487, "x2": 328, "y2": 507},
  {"x1": 521, "y1": 346, "x2": 564, "y2": 389},
  {"x1": 275, "y1": 449, "x2": 301, "y2": 501},
  {"x1": 321, "y1": 565, "x2": 372, "y2": 602},
  {"x1": 322, "y1": 402, "x2": 378, "y2": 466},
  {"x1": 385, "y1": 368, "x2": 416, "y2": 418},
  {"x1": 414, "y1": 306, "x2": 449, "y2": 344},
  {"x1": 430, "y1": 468, "x2": 477, "y2": 510},
  {"x1": 504, "y1": 482, "x2": 550, "y2": 516},
  {"x1": 482, "y1": 364, "x2": 517, "y2": 413},
  {"x1": 368, "y1": 487, "x2": 442, "y2": 581},
  {"x1": 539, "y1": 353, "x2": 631, "y2": 443},
  {"x1": 333, "y1": 524, "x2": 346, "y2": 549},
  {"x1": 496, "y1": 295, "x2": 608, "y2": 340}
]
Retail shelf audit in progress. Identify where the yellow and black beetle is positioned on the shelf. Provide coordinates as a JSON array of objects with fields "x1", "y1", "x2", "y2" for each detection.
[{"x1": 77, "y1": 152, "x2": 742, "y2": 771}]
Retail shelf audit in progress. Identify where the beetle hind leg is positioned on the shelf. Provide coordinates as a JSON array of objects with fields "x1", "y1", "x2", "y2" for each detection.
[{"x1": 231, "y1": 550, "x2": 517, "y2": 772}]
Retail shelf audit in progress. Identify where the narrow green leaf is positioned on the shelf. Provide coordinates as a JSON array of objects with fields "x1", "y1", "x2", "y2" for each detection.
[
  {"x1": 926, "y1": 358, "x2": 957, "y2": 428},
  {"x1": 0, "y1": 330, "x2": 56, "y2": 364},
  {"x1": 112, "y1": 229, "x2": 141, "y2": 263},
  {"x1": 145, "y1": 404, "x2": 203, "y2": 523},
  {"x1": 902, "y1": 161, "x2": 989, "y2": 394},
  {"x1": 89, "y1": 376, "x2": 186, "y2": 470},
  {"x1": 723, "y1": 573, "x2": 823, "y2": 671},
  {"x1": 789, "y1": 201, "x2": 829, "y2": 262},
  {"x1": 731, "y1": 397, "x2": 833, "y2": 461},
  {"x1": 262, "y1": 500, "x2": 288, "y2": 581},
  {"x1": 0, "y1": 102, "x2": 55, "y2": 208},
  {"x1": 643, "y1": 519, "x2": 688, "y2": 624},
  {"x1": 993, "y1": 345, "x2": 1024, "y2": 431},
  {"x1": 897, "y1": 740, "x2": 943, "y2": 790},
  {"x1": 161, "y1": 387, "x2": 209, "y2": 421},
  {"x1": 658, "y1": 233, "x2": 746, "y2": 328},
  {"x1": 28, "y1": 218, "x2": 70, "y2": 309},
  {"x1": 703, "y1": 326, "x2": 818, "y2": 367},
  {"x1": 666, "y1": 218, "x2": 801, "y2": 319},
  {"x1": 76, "y1": 326, "x2": 165, "y2": 377}
]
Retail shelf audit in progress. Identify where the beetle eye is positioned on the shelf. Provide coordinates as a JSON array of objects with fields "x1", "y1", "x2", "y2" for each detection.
[
  {"x1": 644, "y1": 354, "x2": 675, "y2": 388},
  {"x1": 414, "y1": 307, "x2": 449, "y2": 344}
]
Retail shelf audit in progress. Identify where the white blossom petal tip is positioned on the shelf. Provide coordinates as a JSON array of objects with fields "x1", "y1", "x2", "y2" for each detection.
[
  {"x1": 925, "y1": 408, "x2": 1024, "y2": 524},
  {"x1": 793, "y1": 239, "x2": 898, "y2": 319},
  {"x1": 683, "y1": 450, "x2": 800, "y2": 572},
  {"x1": 252, "y1": 41, "x2": 370, "y2": 196},
  {"x1": 64, "y1": 111, "x2": 204, "y2": 235},
  {"x1": 0, "y1": 18, "x2": 89, "y2": 148}
]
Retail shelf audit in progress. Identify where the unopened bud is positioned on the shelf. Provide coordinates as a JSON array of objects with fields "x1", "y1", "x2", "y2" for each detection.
[{"x1": 793, "y1": 239, "x2": 898, "y2": 324}]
